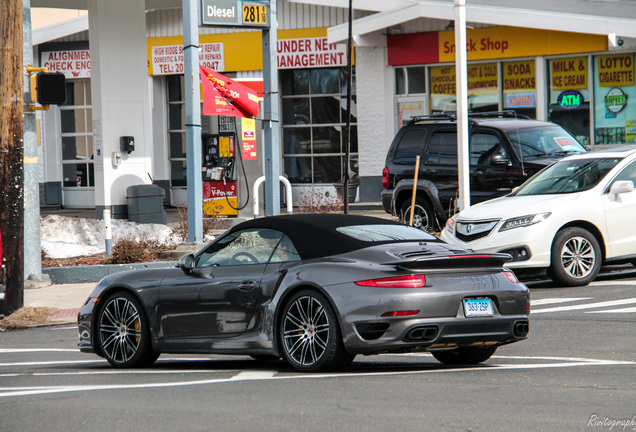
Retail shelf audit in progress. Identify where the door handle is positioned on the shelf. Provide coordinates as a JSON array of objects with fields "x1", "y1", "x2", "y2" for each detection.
[{"x1": 238, "y1": 281, "x2": 257, "y2": 291}]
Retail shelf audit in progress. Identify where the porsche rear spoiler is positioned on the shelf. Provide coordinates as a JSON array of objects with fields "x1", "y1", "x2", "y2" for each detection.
[{"x1": 383, "y1": 252, "x2": 512, "y2": 271}]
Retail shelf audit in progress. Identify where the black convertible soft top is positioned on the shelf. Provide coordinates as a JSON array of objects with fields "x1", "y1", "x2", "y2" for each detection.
[{"x1": 229, "y1": 214, "x2": 407, "y2": 260}]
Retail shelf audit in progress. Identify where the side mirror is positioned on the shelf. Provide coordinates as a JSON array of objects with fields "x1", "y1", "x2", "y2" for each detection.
[
  {"x1": 609, "y1": 180, "x2": 634, "y2": 198},
  {"x1": 178, "y1": 254, "x2": 195, "y2": 273},
  {"x1": 490, "y1": 154, "x2": 511, "y2": 166}
]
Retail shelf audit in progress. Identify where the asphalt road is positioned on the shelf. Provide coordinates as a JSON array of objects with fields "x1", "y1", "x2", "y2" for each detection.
[{"x1": 1, "y1": 271, "x2": 635, "y2": 432}]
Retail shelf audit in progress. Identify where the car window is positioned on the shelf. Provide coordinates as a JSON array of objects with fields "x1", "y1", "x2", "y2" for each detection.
[
  {"x1": 471, "y1": 132, "x2": 508, "y2": 166},
  {"x1": 514, "y1": 158, "x2": 623, "y2": 195},
  {"x1": 426, "y1": 131, "x2": 457, "y2": 165},
  {"x1": 269, "y1": 234, "x2": 301, "y2": 263},
  {"x1": 613, "y1": 160, "x2": 636, "y2": 184},
  {"x1": 393, "y1": 129, "x2": 427, "y2": 163},
  {"x1": 197, "y1": 228, "x2": 296, "y2": 267},
  {"x1": 506, "y1": 125, "x2": 586, "y2": 159}
]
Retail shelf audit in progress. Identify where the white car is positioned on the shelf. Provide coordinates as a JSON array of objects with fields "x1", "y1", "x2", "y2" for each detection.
[{"x1": 441, "y1": 146, "x2": 636, "y2": 286}]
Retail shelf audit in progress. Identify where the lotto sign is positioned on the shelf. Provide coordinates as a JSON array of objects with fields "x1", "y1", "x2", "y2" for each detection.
[
  {"x1": 41, "y1": 50, "x2": 91, "y2": 79},
  {"x1": 151, "y1": 43, "x2": 225, "y2": 75},
  {"x1": 597, "y1": 54, "x2": 634, "y2": 87},
  {"x1": 551, "y1": 57, "x2": 587, "y2": 90}
]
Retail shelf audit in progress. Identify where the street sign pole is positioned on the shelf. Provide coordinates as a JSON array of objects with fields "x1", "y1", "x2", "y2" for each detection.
[
  {"x1": 262, "y1": 0, "x2": 280, "y2": 216},
  {"x1": 183, "y1": 0, "x2": 204, "y2": 242}
]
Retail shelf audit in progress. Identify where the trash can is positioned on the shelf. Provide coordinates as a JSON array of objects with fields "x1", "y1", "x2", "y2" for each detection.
[{"x1": 126, "y1": 184, "x2": 167, "y2": 224}]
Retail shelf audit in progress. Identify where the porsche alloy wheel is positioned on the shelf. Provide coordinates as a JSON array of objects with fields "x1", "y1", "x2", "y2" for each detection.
[
  {"x1": 280, "y1": 290, "x2": 354, "y2": 372},
  {"x1": 549, "y1": 227, "x2": 601, "y2": 287},
  {"x1": 97, "y1": 292, "x2": 158, "y2": 368}
]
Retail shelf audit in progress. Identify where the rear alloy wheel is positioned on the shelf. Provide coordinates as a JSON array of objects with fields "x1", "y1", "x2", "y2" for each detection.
[
  {"x1": 97, "y1": 292, "x2": 158, "y2": 368},
  {"x1": 432, "y1": 346, "x2": 498, "y2": 365},
  {"x1": 280, "y1": 290, "x2": 354, "y2": 372},
  {"x1": 549, "y1": 227, "x2": 601, "y2": 287},
  {"x1": 400, "y1": 198, "x2": 437, "y2": 232}
]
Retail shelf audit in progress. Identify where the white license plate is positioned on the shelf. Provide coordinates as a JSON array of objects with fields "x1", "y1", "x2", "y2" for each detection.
[{"x1": 463, "y1": 298, "x2": 494, "y2": 317}]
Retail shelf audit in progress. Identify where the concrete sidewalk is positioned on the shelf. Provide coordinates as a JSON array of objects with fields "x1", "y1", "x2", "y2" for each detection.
[{"x1": 24, "y1": 282, "x2": 97, "y2": 326}]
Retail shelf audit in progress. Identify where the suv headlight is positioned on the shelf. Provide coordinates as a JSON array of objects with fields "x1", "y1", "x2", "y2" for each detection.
[{"x1": 499, "y1": 213, "x2": 551, "y2": 232}]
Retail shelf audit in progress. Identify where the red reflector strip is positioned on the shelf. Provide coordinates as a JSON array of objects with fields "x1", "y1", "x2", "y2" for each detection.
[
  {"x1": 381, "y1": 310, "x2": 420, "y2": 317},
  {"x1": 449, "y1": 254, "x2": 493, "y2": 259},
  {"x1": 355, "y1": 274, "x2": 426, "y2": 288}
]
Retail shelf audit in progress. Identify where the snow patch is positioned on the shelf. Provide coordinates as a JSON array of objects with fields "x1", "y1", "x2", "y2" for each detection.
[{"x1": 41, "y1": 215, "x2": 182, "y2": 259}]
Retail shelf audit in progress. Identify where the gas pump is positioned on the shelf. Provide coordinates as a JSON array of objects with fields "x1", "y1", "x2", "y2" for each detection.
[{"x1": 202, "y1": 134, "x2": 238, "y2": 217}]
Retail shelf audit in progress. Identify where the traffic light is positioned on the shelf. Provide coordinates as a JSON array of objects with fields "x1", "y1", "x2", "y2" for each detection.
[{"x1": 35, "y1": 72, "x2": 66, "y2": 105}]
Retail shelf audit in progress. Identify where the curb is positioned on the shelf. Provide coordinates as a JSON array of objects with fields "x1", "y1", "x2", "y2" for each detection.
[{"x1": 43, "y1": 261, "x2": 178, "y2": 284}]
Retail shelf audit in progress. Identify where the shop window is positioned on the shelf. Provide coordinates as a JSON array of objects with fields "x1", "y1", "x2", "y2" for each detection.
[
  {"x1": 502, "y1": 60, "x2": 537, "y2": 119},
  {"x1": 281, "y1": 67, "x2": 358, "y2": 184},
  {"x1": 167, "y1": 75, "x2": 186, "y2": 187},
  {"x1": 395, "y1": 67, "x2": 425, "y2": 95},
  {"x1": 60, "y1": 80, "x2": 94, "y2": 188},
  {"x1": 548, "y1": 57, "x2": 591, "y2": 146},
  {"x1": 593, "y1": 53, "x2": 635, "y2": 146}
]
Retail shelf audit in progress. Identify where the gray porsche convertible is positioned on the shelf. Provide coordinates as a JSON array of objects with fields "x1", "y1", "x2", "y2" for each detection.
[{"x1": 78, "y1": 214, "x2": 529, "y2": 372}]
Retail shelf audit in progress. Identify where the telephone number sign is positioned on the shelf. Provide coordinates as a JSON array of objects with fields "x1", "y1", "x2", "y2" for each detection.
[{"x1": 201, "y1": 0, "x2": 269, "y2": 27}]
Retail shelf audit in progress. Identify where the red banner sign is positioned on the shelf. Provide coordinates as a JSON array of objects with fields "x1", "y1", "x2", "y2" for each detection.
[{"x1": 199, "y1": 65, "x2": 260, "y2": 118}]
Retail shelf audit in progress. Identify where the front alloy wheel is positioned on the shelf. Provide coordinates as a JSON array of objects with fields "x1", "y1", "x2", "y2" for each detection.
[
  {"x1": 280, "y1": 290, "x2": 354, "y2": 372},
  {"x1": 549, "y1": 227, "x2": 601, "y2": 286},
  {"x1": 97, "y1": 292, "x2": 158, "y2": 368}
]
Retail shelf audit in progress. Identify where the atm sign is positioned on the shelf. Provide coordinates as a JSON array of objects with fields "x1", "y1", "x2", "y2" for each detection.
[
  {"x1": 557, "y1": 90, "x2": 584, "y2": 109},
  {"x1": 506, "y1": 94, "x2": 534, "y2": 108}
]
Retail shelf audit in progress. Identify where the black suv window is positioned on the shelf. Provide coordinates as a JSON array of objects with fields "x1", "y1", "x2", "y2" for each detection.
[
  {"x1": 394, "y1": 129, "x2": 427, "y2": 163},
  {"x1": 471, "y1": 132, "x2": 508, "y2": 166},
  {"x1": 426, "y1": 131, "x2": 457, "y2": 165}
]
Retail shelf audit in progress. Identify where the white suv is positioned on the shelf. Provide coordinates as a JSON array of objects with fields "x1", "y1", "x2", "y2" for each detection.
[{"x1": 441, "y1": 146, "x2": 636, "y2": 286}]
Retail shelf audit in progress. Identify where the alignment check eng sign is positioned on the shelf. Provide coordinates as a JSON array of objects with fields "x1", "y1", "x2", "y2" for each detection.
[{"x1": 201, "y1": 0, "x2": 269, "y2": 28}]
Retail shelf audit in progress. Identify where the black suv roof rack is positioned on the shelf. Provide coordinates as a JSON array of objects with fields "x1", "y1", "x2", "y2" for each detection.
[
  {"x1": 408, "y1": 110, "x2": 530, "y2": 125},
  {"x1": 408, "y1": 114, "x2": 457, "y2": 124}
]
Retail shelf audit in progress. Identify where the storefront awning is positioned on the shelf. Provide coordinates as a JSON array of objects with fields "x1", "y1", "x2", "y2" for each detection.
[{"x1": 289, "y1": 0, "x2": 636, "y2": 45}]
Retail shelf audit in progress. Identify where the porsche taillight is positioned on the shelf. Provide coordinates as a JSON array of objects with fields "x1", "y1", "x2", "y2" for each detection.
[
  {"x1": 355, "y1": 274, "x2": 426, "y2": 288},
  {"x1": 382, "y1": 167, "x2": 389, "y2": 189}
]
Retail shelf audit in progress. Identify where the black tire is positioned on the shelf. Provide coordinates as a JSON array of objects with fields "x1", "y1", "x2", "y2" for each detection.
[
  {"x1": 548, "y1": 227, "x2": 601, "y2": 287},
  {"x1": 97, "y1": 291, "x2": 158, "y2": 368},
  {"x1": 279, "y1": 290, "x2": 354, "y2": 372},
  {"x1": 400, "y1": 197, "x2": 438, "y2": 232},
  {"x1": 432, "y1": 346, "x2": 498, "y2": 365}
]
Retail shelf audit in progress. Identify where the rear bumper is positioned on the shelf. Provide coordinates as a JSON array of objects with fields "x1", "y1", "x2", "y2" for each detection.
[
  {"x1": 381, "y1": 189, "x2": 393, "y2": 214},
  {"x1": 344, "y1": 314, "x2": 529, "y2": 355}
]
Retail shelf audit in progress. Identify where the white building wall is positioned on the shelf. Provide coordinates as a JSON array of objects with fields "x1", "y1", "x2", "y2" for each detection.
[{"x1": 356, "y1": 45, "x2": 394, "y2": 200}]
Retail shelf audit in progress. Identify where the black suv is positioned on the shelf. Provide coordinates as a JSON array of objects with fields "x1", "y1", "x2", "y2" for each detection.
[{"x1": 381, "y1": 112, "x2": 587, "y2": 230}]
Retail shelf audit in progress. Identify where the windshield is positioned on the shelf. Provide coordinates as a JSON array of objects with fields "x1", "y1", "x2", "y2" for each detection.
[
  {"x1": 506, "y1": 125, "x2": 586, "y2": 159},
  {"x1": 513, "y1": 157, "x2": 623, "y2": 195},
  {"x1": 337, "y1": 224, "x2": 437, "y2": 242}
]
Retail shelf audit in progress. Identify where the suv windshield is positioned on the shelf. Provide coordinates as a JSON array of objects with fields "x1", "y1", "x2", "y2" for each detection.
[
  {"x1": 506, "y1": 125, "x2": 586, "y2": 159},
  {"x1": 514, "y1": 157, "x2": 623, "y2": 195}
]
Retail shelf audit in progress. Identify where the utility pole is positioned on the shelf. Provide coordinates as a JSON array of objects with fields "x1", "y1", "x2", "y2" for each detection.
[{"x1": 0, "y1": 0, "x2": 25, "y2": 315}]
